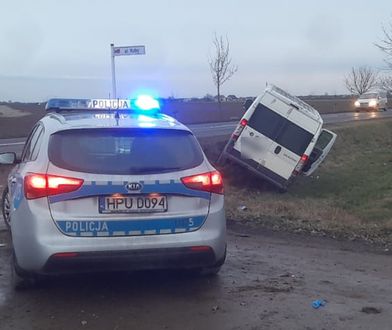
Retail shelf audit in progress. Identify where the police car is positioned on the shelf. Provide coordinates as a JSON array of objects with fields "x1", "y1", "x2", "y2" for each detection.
[{"x1": 0, "y1": 96, "x2": 226, "y2": 288}]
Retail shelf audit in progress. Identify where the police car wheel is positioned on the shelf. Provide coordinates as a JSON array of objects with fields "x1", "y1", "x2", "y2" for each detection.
[
  {"x1": 199, "y1": 266, "x2": 222, "y2": 276},
  {"x1": 11, "y1": 251, "x2": 36, "y2": 290},
  {"x1": 1, "y1": 187, "x2": 11, "y2": 230}
]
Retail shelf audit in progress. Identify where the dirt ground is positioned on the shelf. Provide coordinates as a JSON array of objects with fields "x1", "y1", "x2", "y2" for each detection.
[{"x1": 0, "y1": 223, "x2": 391, "y2": 330}]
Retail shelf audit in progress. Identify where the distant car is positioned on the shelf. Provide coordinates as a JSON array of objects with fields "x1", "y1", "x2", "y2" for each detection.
[
  {"x1": 354, "y1": 91, "x2": 388, "y2": 112},
  {"x1": 0, "y1": 96, "x2": 226, "y2": 289}
]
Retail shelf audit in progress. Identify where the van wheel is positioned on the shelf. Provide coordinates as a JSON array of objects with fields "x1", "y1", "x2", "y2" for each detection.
[
  {"x1": 1, "y1": 187, "x2": 11, "y2": 230},
  {"x1": 11, "y1": 252, "x2": 36, "y2": 290}
]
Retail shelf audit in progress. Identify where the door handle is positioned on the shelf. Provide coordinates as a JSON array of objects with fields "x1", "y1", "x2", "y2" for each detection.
[{"x1": 274, "y1": 146, "x2": 282, "y2": 154}]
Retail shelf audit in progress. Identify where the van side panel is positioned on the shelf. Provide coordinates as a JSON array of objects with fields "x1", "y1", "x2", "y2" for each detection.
[
  {"x1": 287, "y1": 109, "x2": 321, "y2": 135},
  {"x1": 223, "y1": 85, "x2": 325, "y2": 189},
  {"x1": 261, "y1": 92, "x2": 293, "y2": 117},
  {"x1": 242, "y1": 101, "x2": 318, "y2": 180}
]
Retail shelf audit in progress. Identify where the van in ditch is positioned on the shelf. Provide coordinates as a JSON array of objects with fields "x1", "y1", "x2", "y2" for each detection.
[{"x1": 219, "y1": 85, "x2": 337, "y2": 190}]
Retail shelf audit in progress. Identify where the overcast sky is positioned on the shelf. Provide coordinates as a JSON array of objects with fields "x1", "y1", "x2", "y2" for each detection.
[{"x1": 0, "y1": 0, "x2": 391, "y2": 101}]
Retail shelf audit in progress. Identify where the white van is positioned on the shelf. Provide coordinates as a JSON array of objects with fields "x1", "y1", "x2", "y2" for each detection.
[
  {"x1": 354, "y1": 91, "x2": 388, "y2": 112},
  {"x1": 219, "y1": 85, "x2": 337, "y2": 190}
]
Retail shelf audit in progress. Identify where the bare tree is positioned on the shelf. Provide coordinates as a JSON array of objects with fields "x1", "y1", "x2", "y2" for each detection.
[
  {"x1": 209, "y1": 35, "x2": 237, "y2": 106},
  {"x1": 375, "y1": 19, "x2": 392, "y2": 92},
  {"x1": 344, "y1": 66, "x2": 378, "y2": 95},
  {"x1": 379, "y1": 75, "x2": 392, "y2": 92},
  {"x1": 375, "y1": 20, "x2": 392, "y2": 68}
]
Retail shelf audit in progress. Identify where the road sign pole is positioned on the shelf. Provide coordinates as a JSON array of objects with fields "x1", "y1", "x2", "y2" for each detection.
[
  {"x1": 110, "y1": 44, "x2": 146, "y2": 98},
  {"x1": 110, "y1": 43, "x2": 117, "y2": 99}
]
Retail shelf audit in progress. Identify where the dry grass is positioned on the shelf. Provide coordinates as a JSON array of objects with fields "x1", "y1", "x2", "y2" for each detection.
[{"x1": 200, "y1": 120, "x2": 392, "y2": 246}]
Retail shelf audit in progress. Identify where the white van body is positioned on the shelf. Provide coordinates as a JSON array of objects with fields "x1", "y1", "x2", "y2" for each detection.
[
  {"x1": 354, "y1": 91, "x2": 388, "y2": 111},
  {"x1": 220, "y1": 85, "x2": 337, "y2": 190}
]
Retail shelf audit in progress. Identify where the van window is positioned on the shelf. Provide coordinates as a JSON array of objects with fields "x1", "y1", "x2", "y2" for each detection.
[
  {"x1": 314, "y1": 130, "x2": 334, "y2": 150},
  {"x1": 247, "y1": 103, "x2": 283, "y2": 140},
  {"x1": 247, "y1": 103, "x2": 313, "y2": 156},
  {"x1": 276, "y1": 121, "x2": 313, "y2": 156}
]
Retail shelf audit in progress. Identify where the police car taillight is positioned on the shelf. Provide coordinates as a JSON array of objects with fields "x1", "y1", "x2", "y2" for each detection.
[
  {"x1": 292, "y1": 154, "x2": 309, "y2": 176},
  {"x1": 181, "y1": 171, "x2": 223, "y2": 194},
  {"x1": 24, "y1": 173, "x2": 84, "y2": 199},
  {"x1": 232, "y1": 118, "x2": 248, "y2": 141}
]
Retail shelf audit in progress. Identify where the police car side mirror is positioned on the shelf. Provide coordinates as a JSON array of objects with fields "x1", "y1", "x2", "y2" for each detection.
[{"x1": 0, "y1": 152, "x2": 17, "y2": 165}]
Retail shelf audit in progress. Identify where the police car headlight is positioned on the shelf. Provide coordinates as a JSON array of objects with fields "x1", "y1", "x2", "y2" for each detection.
[
  {"x1": 369, "y1": 99, "x2": 378, "y2": 107},
  {"x1": 354, "y1": 100, "x2": 360, "y2": 107}
]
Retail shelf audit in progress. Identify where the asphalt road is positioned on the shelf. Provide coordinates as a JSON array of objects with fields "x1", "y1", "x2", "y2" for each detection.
[
  {"x1": 1, "y1": 111, "x2": 392, "y2": 154},
  {"x1": 0, "y1": 224, "x2": 391, "y2": 330}
]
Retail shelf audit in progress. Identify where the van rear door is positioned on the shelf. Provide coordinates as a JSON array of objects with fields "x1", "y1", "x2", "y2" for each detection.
[
  {"x1": 302, "y1": 129, "x2": 337, "y2": 176},
  {"x1": 234, "y1": 92, "x2": 317, "y2": 181}
]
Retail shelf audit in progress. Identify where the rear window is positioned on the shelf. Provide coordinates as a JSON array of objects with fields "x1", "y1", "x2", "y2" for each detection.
[
  {"x1": 315, "y1": 130, "x2": 334, "y2": 150},
  {"x1": 247, "y1": 103, "x2": 313, "y2": 156},
  {"x1": 247, "y1": 103, "x2": 283, "y2": 140},
  {"x1": 49, "y1": 128, "x2": 204, "y2": 174},
  {"x1": 275, "y1": 121, "x2": 313, "y2": 156}
]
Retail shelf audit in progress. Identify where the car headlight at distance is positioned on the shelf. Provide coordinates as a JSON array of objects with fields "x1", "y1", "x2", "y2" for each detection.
[
  {"x1": 369, "y1": 99, "x2": 378, "y2": 107},
  {"x1": 354, "y1": 100, "x2": 360, "y2": 107}
]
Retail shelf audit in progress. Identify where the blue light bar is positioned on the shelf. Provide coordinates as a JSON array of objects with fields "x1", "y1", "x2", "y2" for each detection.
[
  {"x1": 133, "y1": 95, "x2": 160, "y2": 111},
  {"x1": 46, "y1": 96, "x2": 160, "y2": 113},
  {"x1": 46, "y1": 99, "x2": 90, "y2": 110},
  {"x1": 46, "y1": 98, "x2": 131, "y2": 111}
]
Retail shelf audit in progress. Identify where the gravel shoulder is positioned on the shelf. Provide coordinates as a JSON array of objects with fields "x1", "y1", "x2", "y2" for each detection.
[{"x1": 1, "y1": 223, "x2": 392, "y2": 330}]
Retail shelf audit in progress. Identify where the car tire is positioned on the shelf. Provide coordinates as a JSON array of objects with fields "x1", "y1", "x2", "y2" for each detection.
[
  {"x1": 198, "y1": 247, "x2": 226, "y2": 276},
  {"x1": 1, "y1": 187, "x2": 11, "y2": 230},
  {"x1": 199, "y1": 265, "x2": 222, "y2": 276},
  {"x1": 11, "y1": 252, "x2": 36, "y2": 291}
]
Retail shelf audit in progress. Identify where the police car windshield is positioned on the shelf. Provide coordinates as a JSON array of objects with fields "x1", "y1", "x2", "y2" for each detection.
[{"x1": 48, "y1": 128, "x2": 204, "y2": 174}]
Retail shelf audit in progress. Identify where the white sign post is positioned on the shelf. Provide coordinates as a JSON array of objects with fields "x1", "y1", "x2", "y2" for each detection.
[{"x1": 110, "y1": 44, "x2": 146, "y2": 98}]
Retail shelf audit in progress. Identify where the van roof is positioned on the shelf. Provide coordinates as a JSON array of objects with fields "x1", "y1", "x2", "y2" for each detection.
[{"x1": 267, "y1": 85, "x2": 322, "y2": 122}]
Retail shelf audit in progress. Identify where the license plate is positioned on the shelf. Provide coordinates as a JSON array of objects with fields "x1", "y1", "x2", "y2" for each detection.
[{"x1": 99, "y1": 195, "x2": 168, "y2": 214}]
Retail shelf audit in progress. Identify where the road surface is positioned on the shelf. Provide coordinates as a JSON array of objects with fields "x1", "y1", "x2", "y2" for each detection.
[
  {"x1": 0, "y1": 223, "x2": 391, "y2": 330},
  {"x1": 1, "y1": 111, "x2": 392, "y2": 154}
]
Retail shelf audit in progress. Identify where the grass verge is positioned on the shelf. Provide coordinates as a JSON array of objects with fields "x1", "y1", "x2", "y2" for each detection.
[{"x1": 200, "y1": 120, "x2": 392, "y2": 247}]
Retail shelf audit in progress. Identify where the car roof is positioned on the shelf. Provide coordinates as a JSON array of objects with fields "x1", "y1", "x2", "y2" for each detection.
[{"x1": 40, "y1": 111, "x2": 190, "y2": 133}]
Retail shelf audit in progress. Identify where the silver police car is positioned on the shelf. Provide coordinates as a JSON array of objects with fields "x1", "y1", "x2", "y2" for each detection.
[{"x1": 0, "y1": 97, "x2": 226, "y2": 288}]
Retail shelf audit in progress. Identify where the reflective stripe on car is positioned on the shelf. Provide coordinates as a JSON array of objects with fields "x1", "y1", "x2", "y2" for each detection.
[{"x1": 55, "y1": 215, "x2": 206, "y2": 237}]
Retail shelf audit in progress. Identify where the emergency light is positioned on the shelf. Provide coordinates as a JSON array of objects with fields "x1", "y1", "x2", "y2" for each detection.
[{"x1": 46, "y1": 95, "x2": 160, "y2": 113}]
